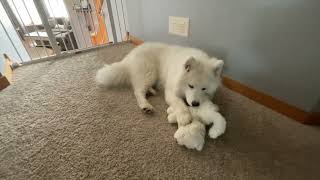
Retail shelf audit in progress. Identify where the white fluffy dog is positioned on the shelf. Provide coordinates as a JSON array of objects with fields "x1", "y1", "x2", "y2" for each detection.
[
  {"x1": 168, "y1": 100, "x2": 226, "y2": 151},
  {"x1": 96, "y1": 43, "x2": 224, "y2": 126},
  {"x1": 96, "y1": 43, "x2": 226, "y2": 149}
]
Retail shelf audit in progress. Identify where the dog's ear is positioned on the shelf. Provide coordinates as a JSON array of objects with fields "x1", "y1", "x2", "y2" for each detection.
[
  {"x1": 184, "y1": 57, "x2": 196, "y2": 72},
  {"x1": 213, "y1": 60, "x2": 224, "y2": 76}
]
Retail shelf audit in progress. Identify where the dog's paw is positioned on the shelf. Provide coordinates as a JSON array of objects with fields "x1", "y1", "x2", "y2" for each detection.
[
  {"x1": 208, "y1": 115, "x2": 226, "y2": 139},
  {"x1": 146, "y1": 87, "x2": 157, "y2": 97},
  {"x1": 167, "y1": 113, "x2": 177, "y2": 123},
  {"x1": 141, "y1": 104, "x2": 154, "y2": 114},
  {"x1": 166, "y1": 106, "x2": 175, "y2": 114},
  {"x1": 177, "y1": 112, "x2": 192, "y2": 126},
  {"x1": 208, "y1": 125, "x2": 226, "y2": 139}
]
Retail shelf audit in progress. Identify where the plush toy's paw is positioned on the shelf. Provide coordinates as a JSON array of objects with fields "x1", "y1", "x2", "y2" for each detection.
[
  {"x1": 176, "y1": 111, "x2": 192, "y2": 126},
  {"x1": 174, "y1": 121, "x2": 205, "y2": 151}
]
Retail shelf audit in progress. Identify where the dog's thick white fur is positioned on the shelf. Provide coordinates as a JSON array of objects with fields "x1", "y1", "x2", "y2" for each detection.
[
  {"x1": 168, "y1": 101, "x2": 226, "y2": 151},
  {"x1": 96, "y1": 43, "x2": 224, "y2": 127}
]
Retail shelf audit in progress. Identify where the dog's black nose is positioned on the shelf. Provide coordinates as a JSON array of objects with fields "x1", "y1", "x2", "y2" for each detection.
[{"x1": 191, "y1": 101, "x2": 200, "y2": 107}]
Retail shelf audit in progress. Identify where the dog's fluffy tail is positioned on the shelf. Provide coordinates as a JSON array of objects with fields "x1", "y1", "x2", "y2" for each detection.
[{"x1": 95, "y1": 62, "x2": 129, "y2": 87}]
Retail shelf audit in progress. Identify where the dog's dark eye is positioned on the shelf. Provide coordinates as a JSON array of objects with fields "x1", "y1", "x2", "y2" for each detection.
[
  {"x1": 202, "y1": 88, "x2": 206, "y2": 91},
  {"x1": 188, "y1": 84, "x2": 194, "y2": 89}
]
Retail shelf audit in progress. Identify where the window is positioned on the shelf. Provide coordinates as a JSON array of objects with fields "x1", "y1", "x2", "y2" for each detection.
[
  {"x1": 43, "y1": 0, "x2": 68, "y2": 18},
  {"x1": 8, "y1": 0, "x2": 42, "y2": 25}
]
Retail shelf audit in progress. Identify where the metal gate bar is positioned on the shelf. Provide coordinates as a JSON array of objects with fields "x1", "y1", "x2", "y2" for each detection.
[
  {"x1": 120, "y1": 0, "x2": 127, "y2": 36},
  {"x1": 114, "y1": 0, "x2": 123, "y2": 41},
  {"x1": 21, "y1": 0, "x2": 49, "y2": 57},
  {"x1": 46, "y1": 0, "x2": 69, "y2": 53},
  {"x1": 11, "y1": 0, "x2": 42, "y2": 59},
  {"x1": 58, "y1": 0, "x2": 76, "y2": 51},
  {"x1": 71, "y1": 0, "x2": 89, "y2": 48},
  {"x1": 33, "y1": 0, "x2": 61, "y2": 55},
  {"x1": 106, "y1": 0, "x2": 117, "y2": 43},
  {"x1": 1, "y1": 0, "x2": 129, "y2": 63},
  {"x1": 0, "y1": 17, "x2": 23, "y2": 62},
  {"x1": 0, "y1": 0, "x2": 32, "y2": 61}
]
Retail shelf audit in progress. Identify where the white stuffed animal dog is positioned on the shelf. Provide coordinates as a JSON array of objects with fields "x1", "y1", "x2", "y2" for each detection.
[
  {"x1": 173, "y1": 118, "x2": 206, "y2": 151},
  {"x1": 167, "y1": 100, "x2": 226, "y2": 151}
]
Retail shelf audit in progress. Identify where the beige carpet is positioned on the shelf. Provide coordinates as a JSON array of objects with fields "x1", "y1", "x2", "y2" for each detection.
[{"x1": 1, "y1": 43, "x2": 320, "y2": 180}]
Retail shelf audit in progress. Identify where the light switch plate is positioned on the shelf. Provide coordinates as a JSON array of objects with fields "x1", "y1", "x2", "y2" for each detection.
[{"x1": 169, "y1": 16, "x2": 189, "y2": 37}]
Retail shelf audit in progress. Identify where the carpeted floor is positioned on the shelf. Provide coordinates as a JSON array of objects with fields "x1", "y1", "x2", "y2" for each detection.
[{"x1": 1, "y1": 43, "x2": 320, "y2": 180}]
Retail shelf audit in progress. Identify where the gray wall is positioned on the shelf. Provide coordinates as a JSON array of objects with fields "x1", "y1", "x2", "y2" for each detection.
[{"x1": 126, "y1": 0, "x2": 320, "y2": 112}]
